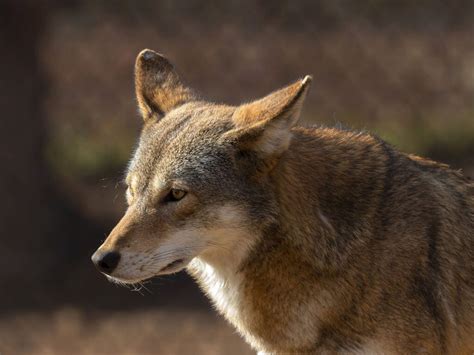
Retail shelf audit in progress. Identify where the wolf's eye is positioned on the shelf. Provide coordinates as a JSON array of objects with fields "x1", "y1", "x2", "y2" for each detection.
[{"x1": 166, "y1": 188, "x2": 187, "y2": 202}]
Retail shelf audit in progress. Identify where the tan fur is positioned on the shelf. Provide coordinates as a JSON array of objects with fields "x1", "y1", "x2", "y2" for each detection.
[
  {"x1": 92, "y1": 49, "x2": 474, "y2": 354},
  {"x1": 135, "y1": 49, "x2": 195, "y2": 120}
]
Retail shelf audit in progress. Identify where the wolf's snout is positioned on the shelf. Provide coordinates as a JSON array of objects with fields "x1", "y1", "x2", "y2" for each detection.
[{"x1": 91, "y1": 250, "x2": 121, "y2": 274}]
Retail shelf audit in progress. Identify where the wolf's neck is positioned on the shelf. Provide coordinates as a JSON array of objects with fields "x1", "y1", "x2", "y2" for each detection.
[
  {"x1": 271, "y1": 133, "x2": 330, "y2": 240},
  {"x1": 187, "y1": 240, "x2": 250, "y2": 326},
  {"x1": 271, "y1": 127, "x2": 385, "y2": 271}
]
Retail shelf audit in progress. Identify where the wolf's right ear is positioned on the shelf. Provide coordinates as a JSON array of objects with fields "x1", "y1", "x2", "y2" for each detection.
[
  {"x1": 222, "y1": 76, "x2": 312, "y2": 159},
  {"x1": 135, "y1": 49, "x2": 195, "y2": 122}
]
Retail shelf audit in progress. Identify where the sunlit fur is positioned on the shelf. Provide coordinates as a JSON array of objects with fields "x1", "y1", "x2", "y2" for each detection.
[{"x1": 93, "y1": 49, "x2": 474, "y2": 354}]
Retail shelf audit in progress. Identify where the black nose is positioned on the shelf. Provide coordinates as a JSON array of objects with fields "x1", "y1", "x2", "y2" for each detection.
[{"x1": 92, "y1": 250, "x2": 121, "y2": 274}]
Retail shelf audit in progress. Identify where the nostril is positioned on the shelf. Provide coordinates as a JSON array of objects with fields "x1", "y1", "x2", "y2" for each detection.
[{"x1": 92, "y1": 251, "x2": 121, "y2": 274}]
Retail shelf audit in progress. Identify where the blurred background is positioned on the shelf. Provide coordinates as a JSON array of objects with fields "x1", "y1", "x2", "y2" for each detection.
[{"x1": 1, "y1": 1, "x2": 473, "y2": 354}]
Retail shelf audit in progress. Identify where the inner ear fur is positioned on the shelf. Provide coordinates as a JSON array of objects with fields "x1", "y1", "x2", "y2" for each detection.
[
  {"x1": 224, "y1": 75, "x2": 312, "y2": 157},
  {"x1": 134, "y1": 49, "x2": 195, "y2": 121}
]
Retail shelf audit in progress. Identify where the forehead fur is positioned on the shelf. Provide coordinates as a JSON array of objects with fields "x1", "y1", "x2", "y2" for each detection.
[{"x1": 128, "y1": 101, "x2": 236, "y2": 186}]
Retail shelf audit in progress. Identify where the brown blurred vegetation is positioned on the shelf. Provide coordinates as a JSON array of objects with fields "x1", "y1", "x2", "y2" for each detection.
[
  {"x1": 1, "y1": 0, "x2": 473, "y2": 354},
  {"x1": 0, "y1": 309, "x2": 253, "y2": 355}
]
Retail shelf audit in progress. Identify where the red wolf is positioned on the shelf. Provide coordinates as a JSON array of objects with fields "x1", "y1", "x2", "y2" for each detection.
[{"x1": 92, "y1": 49, "x2": 474, "y2": 354}]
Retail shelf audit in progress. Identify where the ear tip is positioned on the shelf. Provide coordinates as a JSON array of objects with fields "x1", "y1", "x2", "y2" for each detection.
[
  {"x1": 136, "y1": 49, "x2": 169, "y2": 66},
  {"x1": 302, "y1": 75, "x2": 313, "y2": 86},
  {"x1": 138, "y1": 48, "x2": 158, "y2": 59}
]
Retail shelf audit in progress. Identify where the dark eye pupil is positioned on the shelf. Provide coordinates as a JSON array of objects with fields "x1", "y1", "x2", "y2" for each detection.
[{"x1": 167, "y1": 189, "x2": 185, "y2": 202}]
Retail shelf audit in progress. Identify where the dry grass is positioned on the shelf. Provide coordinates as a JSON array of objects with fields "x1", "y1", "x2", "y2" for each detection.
[{"x1": 0, "y1": 308, "x2": 253, "y2": 355}]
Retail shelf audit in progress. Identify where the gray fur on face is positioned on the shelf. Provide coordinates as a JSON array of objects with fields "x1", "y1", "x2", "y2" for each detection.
[{"x1": 127, "y1": 101, "x2": 276, "y2": 224}]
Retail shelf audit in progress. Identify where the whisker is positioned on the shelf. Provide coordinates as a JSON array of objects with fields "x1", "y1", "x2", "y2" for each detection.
[
  {"x1": 140, "y1": 281, "x2": 153, "y2": 295},
  {"x1": 131, "y1": 282, "x2": 145, "y2": 295}
]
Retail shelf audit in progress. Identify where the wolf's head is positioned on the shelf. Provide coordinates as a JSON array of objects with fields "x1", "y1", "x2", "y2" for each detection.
[{"x1": 91, "y1": 49, "x2": 311, "y2": 283}]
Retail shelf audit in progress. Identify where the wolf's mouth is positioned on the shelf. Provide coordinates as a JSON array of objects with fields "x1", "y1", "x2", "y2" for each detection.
[
  {"x1": 108, "y1": 257, "x2": 190, "y2": 284},
  {"x1": 159, "y1": 258, "x2": 186, "y2": 274}
]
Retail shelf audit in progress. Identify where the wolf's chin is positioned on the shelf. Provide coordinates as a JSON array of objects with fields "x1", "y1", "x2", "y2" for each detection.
[{"x1": 105, "y1": 274, "x2": 150, "y2": 285}]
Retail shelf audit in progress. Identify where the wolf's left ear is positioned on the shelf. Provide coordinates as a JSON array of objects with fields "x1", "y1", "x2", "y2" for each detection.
[
  {"x1": 223, "y1": 76, "x2": 312, "y2": 157},
  {"x1": 135, "y1": 49, "x2": 195, "y2": 121}
]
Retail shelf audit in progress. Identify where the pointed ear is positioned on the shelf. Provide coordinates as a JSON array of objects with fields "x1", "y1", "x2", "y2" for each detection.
[
  {"x1": 224, "y1": 76, "x2": 312, "y2": 157},
  {"x1": 135, "y1": 49, "x2": 195, "y2": 121}
]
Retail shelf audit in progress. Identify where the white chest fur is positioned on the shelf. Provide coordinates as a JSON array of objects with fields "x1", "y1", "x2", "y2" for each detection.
[
  {"x1": 188, "y1": 257, "x2": 269, "y2": 351},
  {"x1": 188, "y1": 258, "x2": 243, "y2": 323}
]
